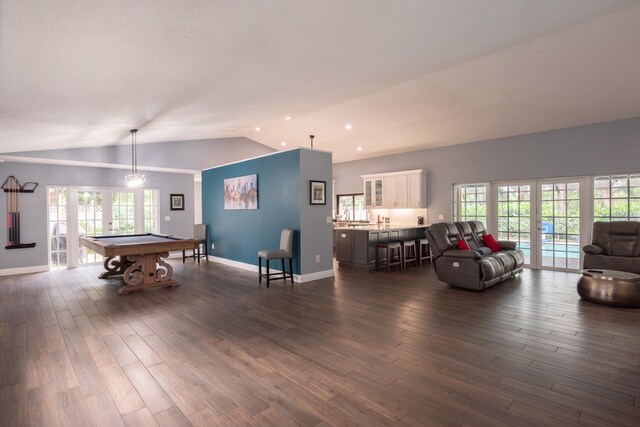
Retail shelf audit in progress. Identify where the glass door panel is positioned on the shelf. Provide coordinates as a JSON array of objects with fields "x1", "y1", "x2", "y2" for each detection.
[
  {"x1": 495, "y1": 183, "x2": 532, "y2": 265},
  {"x1": 374, "y1": 179, "x2": 383, "y2": 207},
  {"x1": 538, "y1": 181, "x2": 582, "y2": 270},
  {"x1": 77, "y1": 190, "x2": 106, "y2": 264},
  {"x1": 111, "y1": 191, "x2": 135, "y2": 235},
  {"x1": 48, "y1": 187, "x2": 68, "y2": 268},
  {"x1": 492, "y1": 178, "x2": 586, "y2": 272},
  {"x1": 52, "y1": 187, "x2": 158, "y2": 268}
]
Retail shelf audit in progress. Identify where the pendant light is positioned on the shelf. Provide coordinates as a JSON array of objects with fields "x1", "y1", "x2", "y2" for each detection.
[{"x1": 124, "y1": 129, "x2": 145, "y2": 187}]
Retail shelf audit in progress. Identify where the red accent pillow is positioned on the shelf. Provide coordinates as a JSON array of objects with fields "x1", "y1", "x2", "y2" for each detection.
[
  {"x1": 457, "y1": 239, "x2": 471, "y2": 250},
  {"x1": 483, "y1": 234, "x2": 502, "y2": 252}
]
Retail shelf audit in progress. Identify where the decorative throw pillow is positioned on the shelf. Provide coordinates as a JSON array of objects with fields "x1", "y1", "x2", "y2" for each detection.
[
  {"x1": 483, "y1": 234, "x2": 502, "y2": 252},
  {"x1": 457, "y1": 239, "x2": 471, "y2": 250}
]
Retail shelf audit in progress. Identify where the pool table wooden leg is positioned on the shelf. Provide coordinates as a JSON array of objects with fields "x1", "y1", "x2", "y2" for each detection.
[
  {"x1": 117, "y1": 252, "x2": 179, "y2": 295},
  {"x1": 99, "y1": 256, "x2": 133, "y2": 279}
]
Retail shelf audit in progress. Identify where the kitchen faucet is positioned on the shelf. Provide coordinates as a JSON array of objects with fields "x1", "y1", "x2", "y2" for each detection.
[{"x1": 344, "y1": 209, "x2": 351, "y2": 222}]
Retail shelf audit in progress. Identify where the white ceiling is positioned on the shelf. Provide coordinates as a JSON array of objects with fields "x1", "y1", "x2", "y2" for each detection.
[{"x1": 1, "y1": 0, "x2": 640, "y2": 163}]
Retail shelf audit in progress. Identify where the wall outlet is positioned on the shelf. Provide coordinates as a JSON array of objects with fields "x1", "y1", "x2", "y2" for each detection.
[
  {"x1": 164, "y1": 216, "x2": 171, "y2": 221},
  {"x1": 211, "y1": 243, "x2": 215, "y2": 250},
  {"x1": 326, "y1": 216, "x2": 332, "y2": 223},
  {"x1": 438, "y1": 214, "x2": 444, "y2": 220},
  {"x1": 315, "y1": 255, "x2": 320, "y2": 262}
]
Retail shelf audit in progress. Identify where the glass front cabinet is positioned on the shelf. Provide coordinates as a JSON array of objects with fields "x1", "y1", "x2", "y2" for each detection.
[
  {"x1": 362, "y1": 170, "x2": 426, "y2": 209},
  {"x1": 364, "y1": 178, "x2": 384, "y2": 208}
]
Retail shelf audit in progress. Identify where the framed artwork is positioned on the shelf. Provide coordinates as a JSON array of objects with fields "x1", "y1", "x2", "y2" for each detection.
[
  {"x1": 170, "y1": 194, "x2": 184, "y2": 211},
  {"x1": 224, "y1": 174, "x2": 258, "y2": 210},
  {"x1": 310, "y1": 180, "x2": 326, "y2": 205}
]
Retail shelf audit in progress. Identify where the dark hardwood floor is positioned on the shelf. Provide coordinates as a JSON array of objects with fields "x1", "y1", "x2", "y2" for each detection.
[{"x1": 1, "y1": 259, "x2": 639, "y2": 426}]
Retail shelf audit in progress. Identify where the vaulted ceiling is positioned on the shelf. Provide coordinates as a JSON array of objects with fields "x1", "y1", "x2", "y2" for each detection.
[{"x1": 2, "y1": 0, "x2": 640, "y2": 163}]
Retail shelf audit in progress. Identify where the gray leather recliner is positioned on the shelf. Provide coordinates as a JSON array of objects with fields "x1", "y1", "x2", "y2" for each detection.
[
  {"x1": 583, "y1": 221, "x2": 640, "y2": 274},
  {"x1": 425, "y1": 221, "x2": 525, "y2": 291}
]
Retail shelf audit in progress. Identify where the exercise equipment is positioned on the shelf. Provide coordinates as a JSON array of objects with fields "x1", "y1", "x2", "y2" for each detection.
[{"x1": 2, "y1": 175, "x2": 38, "y2": 249}]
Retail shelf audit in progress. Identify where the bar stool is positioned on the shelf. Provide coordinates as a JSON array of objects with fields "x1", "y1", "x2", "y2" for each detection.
[
  {"x1": 258, "y1": 228, "x2": 294, "y2": 287},
  {"x1": 375, "y1": 242, "x2": 402, "y2": 272},
  {"x1": 416, "y1": 238, "x2": 432, "y2": 267},
  {"x1": 402, "y1": 240, "x2": 417, "y2": 269},
  {"x1": 183, "y1": 224, "x2": 209, "y2": 263}
]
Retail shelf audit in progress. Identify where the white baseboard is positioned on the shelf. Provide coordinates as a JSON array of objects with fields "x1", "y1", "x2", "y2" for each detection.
[
  {"x1": 297, "y1": 269, "x2": 335, "y2": 283},
  {"x1": 208, "y1": 256, "x2": 334, "y2": 283},
  {"x1": 210, "y1": 256, "x2": 258, "y2": 272},
  {"x1": 0, "y1": 265, "x2": 49, "y2": 276}
]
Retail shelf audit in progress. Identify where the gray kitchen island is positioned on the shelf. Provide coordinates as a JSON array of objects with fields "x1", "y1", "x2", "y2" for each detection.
[{"x1": 334, "y1": 224, "x2": 429, "y2": 269}]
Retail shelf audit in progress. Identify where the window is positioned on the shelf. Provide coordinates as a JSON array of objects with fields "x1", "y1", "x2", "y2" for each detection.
[
  {"x1": 144, "y1": 189, "x2": 159, "y2": 232},
  {"x1": 453, "y1": 183, "x2": 487, "y2": 224},
  {"x1": 111, "y1": 191, "x2": 135, "y2": 234},
  {"x1": 78, "y1": 190, "x2": 105, "y2": 264},
  {"x1": 337, "y1": 194, "x2": 367, "y2": 221},
  {"x1": 496, "y1": 184, "x2": 531, "y2": 264},
  {"x1": 593, "y1": 174, "x2": 640, "y2": 222},
  {"x1": 48, "y1": 187, "x2": 68, "y2": 268}
]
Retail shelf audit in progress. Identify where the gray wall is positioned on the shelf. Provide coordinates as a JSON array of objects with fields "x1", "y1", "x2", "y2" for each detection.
[
  {"x1": 0, "y1": 137, "x2": 275, "y2": 270},
  {"x1": 4, "y1": 137, "x2": 275, "y2": 171},
  {"x1": 333, "y1": 117, "x2": 640, "y2": 224},
  {"x1": 0, "y1": 162, "x2": 194, "y2": 269},
  {"x1": 299, "y1": 149, "x2": 333, "y2": 274}
]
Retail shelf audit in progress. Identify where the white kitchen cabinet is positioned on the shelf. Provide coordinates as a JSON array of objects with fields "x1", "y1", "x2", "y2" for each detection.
[
  {"x1": 364, "y1": 178, "x2": 384, "y2": 208},
  {"x1": 362, "y1": 170, "x2": 426, "y2": 209},
  {"x1": 407, "y1": 172, "x2": 426, "y2": 208},
  {"x1": 383, "y1": 175, "x2": 408, "y2": 208}
]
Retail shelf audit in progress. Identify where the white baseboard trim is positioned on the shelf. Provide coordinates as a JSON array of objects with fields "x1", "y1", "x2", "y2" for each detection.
[
  {"x1": 210, "y1": 256, "x2": 258, "y2": 273},
  {"x1": 209, "y1": 256, "x2": 334, "y2": 283},
  {"x1": 297, "y1": 269, "x2": 335, "y2": 283},
  {"x1": 0, "y1": 265, "x2": 49, "y2": 276}
]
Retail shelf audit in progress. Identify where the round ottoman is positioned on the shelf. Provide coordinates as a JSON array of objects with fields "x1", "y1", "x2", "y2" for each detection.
[{"x1": 577, "y1": 269, "x2": 640, "y2": 308}]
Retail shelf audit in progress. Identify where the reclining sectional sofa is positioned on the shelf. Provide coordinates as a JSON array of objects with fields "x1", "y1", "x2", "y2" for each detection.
[
  {"x1": 583, "y1": 221, "x2": 640, "y2": 274},
  {"x1": 425, "y1": 220, "x2": 525, "y2": 291}
]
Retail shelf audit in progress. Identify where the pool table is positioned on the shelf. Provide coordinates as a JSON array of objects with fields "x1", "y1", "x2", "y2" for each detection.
[{"x1": 80, "y1": 233, "x2": 199, "y2": 294}]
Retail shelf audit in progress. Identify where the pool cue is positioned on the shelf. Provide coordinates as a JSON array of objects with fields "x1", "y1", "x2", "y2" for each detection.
[
  {"x1": 7, "y1": 177, "x2": 13, "y2": 246},
  {"x1": 7, "y1": 176, "x2": 18, "y2": 246},
  {"x1": 15, "y1": 176, "x2": 20, "y2": 244},
  {"x1": 10, "y1": 176, "x2": 15, "y2": 245},
  {"x1": 5, "y1": 179, "x2": 9, "y2": 246}
]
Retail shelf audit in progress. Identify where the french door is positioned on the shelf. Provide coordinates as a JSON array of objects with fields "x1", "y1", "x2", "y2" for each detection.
[
  {"x1": 491, "y1": 178, "x2": 588, "y2": 271},
  {"x1": 49, "y1": 187, "x2": 157, "y2": 268}
]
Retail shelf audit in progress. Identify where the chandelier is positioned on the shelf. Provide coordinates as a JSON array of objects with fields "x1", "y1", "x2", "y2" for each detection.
[{"x1": 124, "y1": 129, "x2": 145, "y2": 187}]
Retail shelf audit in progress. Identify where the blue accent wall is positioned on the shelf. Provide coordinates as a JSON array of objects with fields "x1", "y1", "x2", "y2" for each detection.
[{"x1": 202, "y1": 150, "x2": 302, "y2": 273}]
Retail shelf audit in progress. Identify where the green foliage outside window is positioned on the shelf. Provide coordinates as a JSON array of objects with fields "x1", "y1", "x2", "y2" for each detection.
[{"x1": 593, "y1": 174, "x2": 640, "y2": 221}]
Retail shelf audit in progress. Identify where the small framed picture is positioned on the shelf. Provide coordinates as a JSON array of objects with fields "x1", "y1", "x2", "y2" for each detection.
[
  {"x1": 170, "y1": 194, "x2": 184, "y2": 211},
  {"x1": 310, "y1": 180, "x2": 326, "y2": 205}
]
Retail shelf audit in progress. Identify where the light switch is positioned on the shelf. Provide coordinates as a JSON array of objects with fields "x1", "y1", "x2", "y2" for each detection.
[
  {"x1": 164, "y1": 216, "x2": 171, "y2": 221},
  {"x1": 438, "y1": 214, "x2": 444, "y2": 220}
]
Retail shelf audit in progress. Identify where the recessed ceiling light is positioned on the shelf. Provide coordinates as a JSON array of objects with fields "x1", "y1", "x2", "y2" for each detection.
[
  {"x1": 357, "y1": 147, "x2": 363, "y2": 151},
  {"x1": 255, "y1": 127, "x2": 261, "y2": 131},
  {"x1": 345, "y1": 124, "x2": 353, "y2": 130},
  {"x1": 284, "y1": 116, "x2": 292, "y2": 121},
  {"x1": 280, "y1": 141, "x2": 287, "y2": 146}
]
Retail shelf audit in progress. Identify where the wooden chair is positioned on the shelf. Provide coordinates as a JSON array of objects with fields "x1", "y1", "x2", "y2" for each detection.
[
  {"x1": 416, "y1": 238, "x2": 432, "y2": 266},
  {"x1": 402, "y1": 240, "x2": 417, "y2": 268},
  {"x1": 183, "y1": 224, "x2": 208, "y2": 263},
  {"x1": 258, "y1": 228, "x2": 294, "y2": 287},
  {"x1": 375, "y1": 241, "x2": 402, "y2": 272}
]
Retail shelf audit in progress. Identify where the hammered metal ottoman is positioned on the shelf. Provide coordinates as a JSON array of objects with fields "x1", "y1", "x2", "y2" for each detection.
[{"x1": 577, "y1": 269, "x2": 640, "y2": 308}]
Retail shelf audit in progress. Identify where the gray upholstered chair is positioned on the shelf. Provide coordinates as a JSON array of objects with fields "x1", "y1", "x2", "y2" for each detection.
[
  {"x1": 183, "y1": 224, "x2": 208, "y2": 263},
  {"x1": 583, "y1": 221, "x2": 640, "y2": 274},
  {"x1": 258, "y1": 228, "x2": 294, "y2": 287}
]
